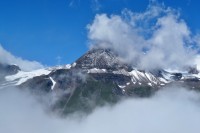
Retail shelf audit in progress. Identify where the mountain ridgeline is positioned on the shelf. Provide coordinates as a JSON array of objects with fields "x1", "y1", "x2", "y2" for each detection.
[{"x1": 1, "y1": 48, "x2": 200, "y2": 115}]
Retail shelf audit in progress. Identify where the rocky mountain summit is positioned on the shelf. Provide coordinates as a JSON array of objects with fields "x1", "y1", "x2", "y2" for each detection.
[{"x1": 1, "y1": 48, "x2": 200, "y2": 115}]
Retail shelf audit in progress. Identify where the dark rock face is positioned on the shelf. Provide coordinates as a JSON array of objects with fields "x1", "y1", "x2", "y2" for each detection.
[
  {"x1": 55, "y1": 76, "x2": 123, "y2": 114},
  {"x1": 49, "y1": 69, "x2": 85, "y2": 90},
  {"x1": 188, "y1": 66, "x2": 199, "y2": 74},
  {"x1": 171, "y1": 73, "x2": 182, "y2": 81},
  {"x1": 20, "y1": 75, "x2": 53, "y2": 93},
  {"x1": 19, "y1": 67, "x2": 160, "y2": 115},
  {"x1": 0, "y1": 63, "x2": 20, "y2": 80},
  {"x1": 150, "y1": 69, "x2": 163, "y2": 77},
  {"x1": 90, "y1": 73, "x2": 131, "y2": 85}
]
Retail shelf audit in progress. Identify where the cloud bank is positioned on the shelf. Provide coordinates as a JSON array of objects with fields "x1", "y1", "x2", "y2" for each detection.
[
  {"x1": 1, "y1": 87, "x2": 200, "y2": 133},
  {"x1": 87, "y1": 2, "x2": 197, "y2": 70},
  {"x1": 0, "y1": 45, "x2": 43, "y2": 71}
]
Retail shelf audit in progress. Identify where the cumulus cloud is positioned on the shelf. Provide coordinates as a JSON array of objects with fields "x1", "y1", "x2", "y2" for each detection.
[
  {"x1": 1, "y1": 87, "x2": 200, "y2": 133},
  {"x1": 87, "y1": 2, "x2": 197, "y2": 70},
  {"x1": 141, "y1": 14, "x2": 194, "y2": 69},
  {"x1": 0, "y1": 45, "x2": 43, "y2": 71}
]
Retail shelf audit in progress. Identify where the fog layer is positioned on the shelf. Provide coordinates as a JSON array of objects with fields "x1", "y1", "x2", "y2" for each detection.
[{"x1": 1, "y1": 87, "x2": 200, "y2": 133}]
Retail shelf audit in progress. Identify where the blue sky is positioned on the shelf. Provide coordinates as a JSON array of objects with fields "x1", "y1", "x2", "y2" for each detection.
[{"x1": 0, "y1": 0, "x2": 200, "y2": 66}]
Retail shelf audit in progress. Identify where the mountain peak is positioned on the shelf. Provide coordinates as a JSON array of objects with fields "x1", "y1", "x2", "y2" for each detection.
[{"x1": 74, "y1": 48, "x2": 132, "y2": 71}]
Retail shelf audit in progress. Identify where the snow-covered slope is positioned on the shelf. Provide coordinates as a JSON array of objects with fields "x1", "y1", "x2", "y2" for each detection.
[
  {"x1": 0, "y1": 64, "x2": 72, "y2": 89},
  {"x1": 5, "y1": 69, "x2": 51, "y2": 85}
]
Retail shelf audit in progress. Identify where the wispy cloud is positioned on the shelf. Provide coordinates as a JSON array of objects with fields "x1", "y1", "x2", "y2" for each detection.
[
  {"x1": 56, "y1": 56, "x2": 62, "y2": 65},
  {"x1": 68, "y1": 0, "x2": 81, "y2": 8},
  {"x1": 68, "y1": 0, "x2": 101, "y2": 11},
  {"x1": 91, "y1": 0, "x2": 101, "y2": 11},
  {"x1": 68, "y1": 0, "x2": 75, "y2": 7},
  {"x1": 0, "y1": 45, "x2": 43, "y2": 71}
]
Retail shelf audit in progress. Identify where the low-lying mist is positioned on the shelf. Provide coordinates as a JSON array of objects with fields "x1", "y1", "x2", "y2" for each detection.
[{"x1": 1, "y1": 86, "x2": 200, "y2": 133}]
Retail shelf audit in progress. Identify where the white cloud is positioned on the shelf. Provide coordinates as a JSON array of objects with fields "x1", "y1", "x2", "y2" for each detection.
[
  {"x1": 140, "y1": 14, "x2": 194, "y2": 69},
  {"x1": 88, "y1": 13, "x2": 146, "y2": 65},
  {"x1": 91, "y1": 0, "x2": 101, "y2": 11},
  {"x1": 1, "y1": 87, "x2": 200, "y2": 133},
  {"x1": 0, "y1": 45, "x2": 43, "y2": 71},
  {"x1": 87, "y1": 3, "x2": 197, "y2": 70}
]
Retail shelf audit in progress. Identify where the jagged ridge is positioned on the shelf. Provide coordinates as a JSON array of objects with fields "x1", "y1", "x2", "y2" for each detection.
[{"x1": 1, "y1": 48, "x2": 200, "y2": 114}]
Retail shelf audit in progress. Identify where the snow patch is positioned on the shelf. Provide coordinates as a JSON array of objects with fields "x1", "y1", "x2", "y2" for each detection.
[
  {"x1": 118, "y1": 85, "x2": 126, "y2": 88},
  {"x1": 65, "y1": 64, "x2": 71, "y2": 69},
  {"x1": 72, "y1": 62, "x2": 76, "y2": 67},
  {"x1": 49, "y1": 77, "x2": 56, "y2": 90},
  {"x1": 5, "y1": 69, "x2": 51, "y2": 85},
  {"x1": 148, "y1": 83, "x2": 152, "y2": 86},
  {"x1": 88, "y1": 68, "x2": 107, "y2": 73},
  {"x1": 159, "y1": 77, "x2": 169, "y2": 83}
]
